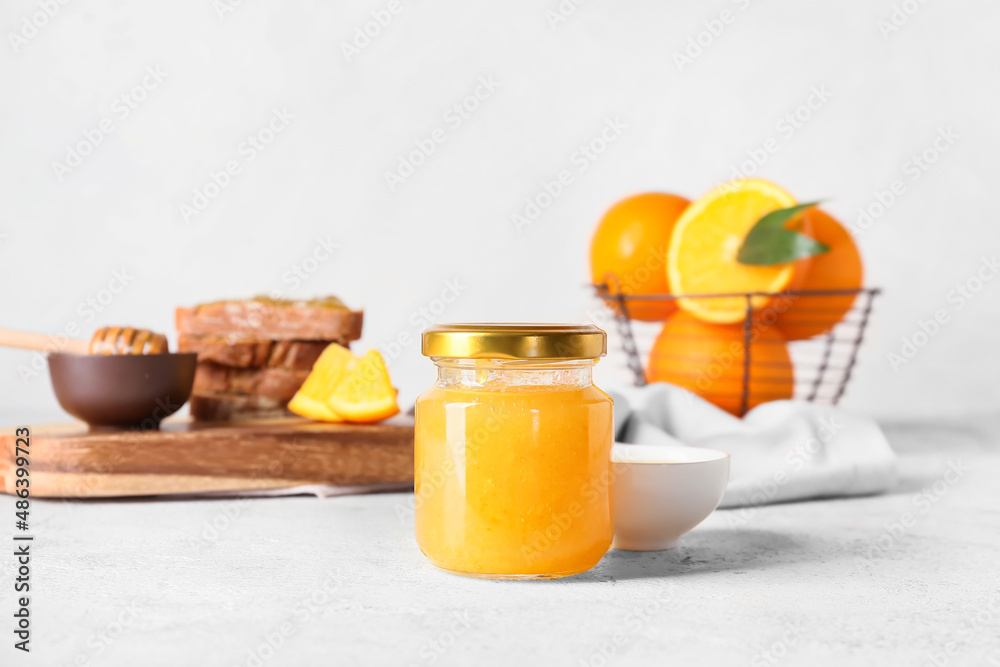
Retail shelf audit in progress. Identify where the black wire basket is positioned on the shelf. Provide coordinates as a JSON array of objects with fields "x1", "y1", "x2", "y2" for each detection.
[{"x1": 592, "y1": 279, "x2": 881, "y2": 416}]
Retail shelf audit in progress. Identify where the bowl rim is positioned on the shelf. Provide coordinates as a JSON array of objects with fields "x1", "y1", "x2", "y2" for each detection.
[
  {"x1": 612, "y1": 442, "x2": 731, "y2": 465},
  {"x1": 48, "y1": 351, "x2": 197, "y2": 360}
]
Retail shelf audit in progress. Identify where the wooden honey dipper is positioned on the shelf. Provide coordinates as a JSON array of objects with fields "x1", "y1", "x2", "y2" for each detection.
[
  {"x1": 87, "y1": 326, "x2": 169, "y2": 355},
  {"x1": 0, "y1": 326, "x2": 169, "y2": 355}
]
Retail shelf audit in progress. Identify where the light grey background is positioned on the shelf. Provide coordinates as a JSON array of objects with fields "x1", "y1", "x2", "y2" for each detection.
[{"x1": 1, "y1": 0, "x2": 998, "y2": 422}]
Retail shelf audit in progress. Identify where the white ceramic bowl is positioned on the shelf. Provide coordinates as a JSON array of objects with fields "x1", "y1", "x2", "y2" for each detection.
[{"x1": 611, "y1": 443, "x2": 731, "y2": 551}]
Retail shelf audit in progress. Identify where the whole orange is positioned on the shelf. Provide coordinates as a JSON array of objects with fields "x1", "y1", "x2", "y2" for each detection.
[
  {"x1": 776, "y1": 208, "x2": 864, "y2": 341},
  {"x1": 647, "y1": 311, "x2": 794, "y2": 416},
  {"x1": 590, "y1": 193, "x2": 690, "y2": 321}
]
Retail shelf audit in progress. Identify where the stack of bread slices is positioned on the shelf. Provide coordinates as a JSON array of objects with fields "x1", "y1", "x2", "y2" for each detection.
[{"x1": 175, "y1": 296, "x2": 363, "y2": 420}]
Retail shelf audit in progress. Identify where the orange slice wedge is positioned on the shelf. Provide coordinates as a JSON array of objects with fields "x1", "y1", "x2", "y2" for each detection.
[
  {"x1": 326, "y1": 350, "x2": 400, "y2": 423},
  {"x1": 287, "y1": 343, "x2": 357, "y2": 422},
  {"x1": 667, "y1": 178, "x2": 798, "y2": 323}
]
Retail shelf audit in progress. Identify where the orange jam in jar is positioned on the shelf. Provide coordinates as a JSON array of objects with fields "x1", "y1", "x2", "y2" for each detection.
[{"x1": 415, "y1": 324, "x2": 614, "y2": 579}]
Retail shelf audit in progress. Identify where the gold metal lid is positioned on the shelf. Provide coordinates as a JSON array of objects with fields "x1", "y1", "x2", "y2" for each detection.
[{"x1": 421, "y1": 323, "x2": 607, "y2": 360}]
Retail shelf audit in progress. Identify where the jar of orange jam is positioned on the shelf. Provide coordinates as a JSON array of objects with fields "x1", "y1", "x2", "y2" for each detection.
[{"x1": 415, "y1": 324, "x2": 614, "y2": 579}]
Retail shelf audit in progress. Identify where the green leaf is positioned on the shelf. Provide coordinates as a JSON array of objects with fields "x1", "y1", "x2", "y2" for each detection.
[{"x1": 736, "y1": 201, "x2": 831, "y2": 266}]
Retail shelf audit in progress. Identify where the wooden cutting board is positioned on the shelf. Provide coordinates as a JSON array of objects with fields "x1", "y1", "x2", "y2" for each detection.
[{"x1": 0, "y1": 417, "x2": 414, "y2": 498}]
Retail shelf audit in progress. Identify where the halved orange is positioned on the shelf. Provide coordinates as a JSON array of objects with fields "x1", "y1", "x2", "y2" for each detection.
[
  {"x1": 667, "y1": 179, "x2": 799, "y2": 324},
  {"x1": 326, "y1": 350, "x2": 399, "y2": 423},
  {"x1": 287, "y1": 343, "x2": 357, "y2": 422}
]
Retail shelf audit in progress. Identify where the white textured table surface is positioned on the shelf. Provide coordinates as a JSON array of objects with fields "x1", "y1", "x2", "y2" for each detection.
[{"x1": 2, "y1": 420, "x2": 999, "y2": 667}]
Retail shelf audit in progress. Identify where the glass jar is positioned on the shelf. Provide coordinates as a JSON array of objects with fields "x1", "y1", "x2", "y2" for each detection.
[{"x1": 415, "y1": 324, "x2": 614, "y2": 579}]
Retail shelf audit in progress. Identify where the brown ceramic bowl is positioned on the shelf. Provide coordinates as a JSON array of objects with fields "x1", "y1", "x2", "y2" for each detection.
[{"x1": 48, "y1": 352, "x2": 197, "y2": 429}]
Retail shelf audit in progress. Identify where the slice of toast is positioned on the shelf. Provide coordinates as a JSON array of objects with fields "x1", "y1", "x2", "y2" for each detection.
[
  {"x1": 178, "y1": 334, "x2": 337, "y2": 370},
  {"x1": 193, "y1": 362, "x2": 310, "y2": 401},
  {"x1": 176, "y1": 296, "x2": 363, "y2": 341},
  {"x1": 189, "y1": 392, "x2": 292, "y2": 421}
]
